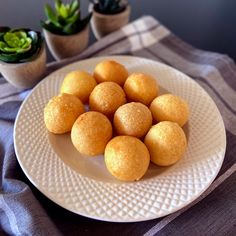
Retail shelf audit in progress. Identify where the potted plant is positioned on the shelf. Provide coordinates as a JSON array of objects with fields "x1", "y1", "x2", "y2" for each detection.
[
  {"x1": 89, "y1": 0, "x2": 130, "y2": 39},
  {"x1": 0, "y1": 27, "x2": 46, "y2": 88},
  {"x1": 41, "y1": 0, "x2": 92, "y2": 60}
]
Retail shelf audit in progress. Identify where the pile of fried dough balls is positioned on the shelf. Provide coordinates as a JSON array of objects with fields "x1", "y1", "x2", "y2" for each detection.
[{"x1": 44, "y1": 60, "x2": 189, "y2": 182}]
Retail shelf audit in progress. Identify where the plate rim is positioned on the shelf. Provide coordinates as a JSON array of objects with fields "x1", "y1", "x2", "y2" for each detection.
[{"x1": 13, "y1": 55, "x2": 227, "y2": 222}]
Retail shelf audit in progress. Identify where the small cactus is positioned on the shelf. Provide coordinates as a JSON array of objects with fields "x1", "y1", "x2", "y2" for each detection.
[
  {"x1": 41, "y1": 0, "x2": 92, "y2": 35},
  {"x1": 90, "y1": 0, "x2": 128, "y2": 14}
]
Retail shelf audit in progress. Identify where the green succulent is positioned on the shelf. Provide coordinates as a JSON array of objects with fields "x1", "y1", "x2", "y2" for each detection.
[
  {"x1": 0, "y1": 28, "x2": 43, "y2": 63},
  {"x1": 41, "y1": 0, "x2": 92, "y2": 35},
  {"x1": 90, "y1": 0, "x2": 127, "y2": 14},
  {"x1": 0, "y1": 31, "x2": 32, "y2": 53}
]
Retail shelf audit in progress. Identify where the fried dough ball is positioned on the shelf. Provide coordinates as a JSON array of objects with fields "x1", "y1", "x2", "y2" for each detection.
[
  {"x1": 93, "y1": 60, "x2": 129, "y2": 86},
  {"x1": 150, "y1": 94, "x2": 189, "y2": 127},
  {"x1": 124, "y1": 73, "x2": 159, "y2": 106},
  {"x1": 71, "y1": 111, "x2": 112, "y2": 156},
  {"x1": 60, "y1": 70, "x2": 97, "y2": 103},
  {"x1": 113, "y1": 102, "x2": 152, "y2": 138},
  {"x1": 105, "y1": 136, "x2": 150, "y2": 181},
  {"x1": 44, "y1": 93, "x2": 85, "y2": 134},
  {"x1": 144, "y1": 121, "x2": 187, "y2": 166},
  {"x1": 89, "y1": 82, "x2": 126, "y2": 118}
]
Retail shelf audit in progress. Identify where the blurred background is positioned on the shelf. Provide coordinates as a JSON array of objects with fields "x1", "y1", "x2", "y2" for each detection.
[{"x1": 0, "y1": 0, "x2": 235, "y2": 62}]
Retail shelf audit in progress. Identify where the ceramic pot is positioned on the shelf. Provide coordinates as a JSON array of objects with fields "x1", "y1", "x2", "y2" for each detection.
[
  {"x1": 90, "y1": 5, "x2": 131, "y2": 39},
  {"x1": 0, "y1": 44, "x2": 46, "y2": 89},
  {"x1": 43, "y1": 25, "x2": 89, "y2": 60}
]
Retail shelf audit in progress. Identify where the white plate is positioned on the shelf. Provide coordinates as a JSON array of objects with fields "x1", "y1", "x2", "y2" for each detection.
[{"x1": 14, "y1": 56, "x2": 226, "y2": 222}]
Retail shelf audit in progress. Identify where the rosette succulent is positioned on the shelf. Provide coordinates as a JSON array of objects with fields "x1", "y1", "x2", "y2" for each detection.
[
  {"x1": 0, "y1": 27, "x2": 43, "y2": 63},
  {"x1": 41, "y1": 0, "x2": 92, "y2": 35},
  {"x1": 90, "y1": 0, "x2": 128, "y2": 14}
]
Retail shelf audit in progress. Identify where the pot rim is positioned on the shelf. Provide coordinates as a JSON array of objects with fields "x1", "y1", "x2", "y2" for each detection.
[
  {"x1": 0, "y1": 43, "x2": 45, "y2": 67},
  {"x1": 91, "y1": 4, "x2": 131, "y2": 19},
  {"x1": 42, "y1": 24, "x2": 89, "y2": 37}
]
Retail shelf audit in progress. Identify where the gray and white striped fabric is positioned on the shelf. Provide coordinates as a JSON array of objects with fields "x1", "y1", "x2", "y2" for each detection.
[{"x1": 0, "y1": 16, "x2": 235, "y2": 236}]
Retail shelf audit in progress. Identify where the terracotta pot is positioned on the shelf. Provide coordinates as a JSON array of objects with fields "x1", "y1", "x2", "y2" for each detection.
[
  {"x1": 43, "y1": 26, "x2": 89, "y2": 60},
  {"x1": 90, "y1": 5, "x2": 131, "y2": 39},
  {"x1": 0, "y1": 44, "x2": 46, "y2": 89}
]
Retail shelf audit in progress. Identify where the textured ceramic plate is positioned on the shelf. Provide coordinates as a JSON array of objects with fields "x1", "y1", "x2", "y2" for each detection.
[{"x1": 14, "y1": 56, "x2": 226, "y2": 222}]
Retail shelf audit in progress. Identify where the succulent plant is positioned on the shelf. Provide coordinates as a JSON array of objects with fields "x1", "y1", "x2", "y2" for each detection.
[
  {"x1": 41, "y1": 0, "x2": 92, "y2": 35},
  {"x1": 0, "y1": 28, "x2": 43, "y2": 63},
  {"x1": 90, "y1": 0, "x2": 127, "y2": 14}
]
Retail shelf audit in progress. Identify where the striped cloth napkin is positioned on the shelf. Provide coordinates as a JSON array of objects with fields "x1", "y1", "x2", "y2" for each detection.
[{"x1": 0, "y1": 16, "x2": 235, "y2": 236}]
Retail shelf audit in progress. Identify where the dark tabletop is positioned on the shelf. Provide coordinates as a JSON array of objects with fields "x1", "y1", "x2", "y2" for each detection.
[{"x1": 0, "y1": 0, "x2": 235, "y2": 62}]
